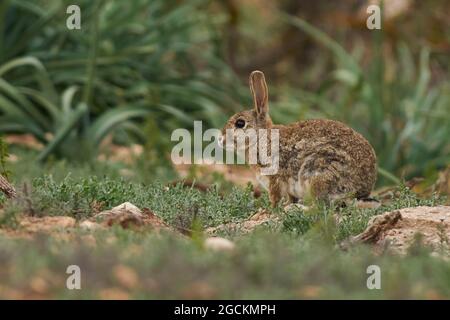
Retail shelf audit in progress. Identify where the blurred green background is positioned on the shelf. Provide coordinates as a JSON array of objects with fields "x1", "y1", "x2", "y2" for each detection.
[
  {"x1": 0, "y1": 1, "x2": 449, "y2": 300},
  {"x1": 0, "y1": 0, "x2": 449, "y2": 185}
]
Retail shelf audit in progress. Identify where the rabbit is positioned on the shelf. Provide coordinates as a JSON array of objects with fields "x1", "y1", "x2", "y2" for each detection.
[{"x1": 219, "y1": 70, "x2": 377, "y2": 208}]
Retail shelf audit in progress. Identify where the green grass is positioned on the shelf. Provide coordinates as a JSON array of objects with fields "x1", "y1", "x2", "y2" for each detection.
[
  {"x1": 0, "y1": 151, "x2": 448, "y2": 299},
  {"x1": 25, "y1": 175, "x2": 267, "y2": 225},
  {"x1": 5, "y1": 155, "x2": 442, "y2": 233},
  {"x1": 0, "y1": 228, "x2": 449, "y2": 299}
]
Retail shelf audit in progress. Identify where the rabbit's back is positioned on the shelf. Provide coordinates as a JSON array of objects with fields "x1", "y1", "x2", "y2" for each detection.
[{"x1": 274, "y1": 119, "x2": 377, "y2": 199}]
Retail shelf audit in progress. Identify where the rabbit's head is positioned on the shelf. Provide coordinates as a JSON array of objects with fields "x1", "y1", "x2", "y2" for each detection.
[{"x1": 219, "y1": 71, "x2": 273, "y2": 151}]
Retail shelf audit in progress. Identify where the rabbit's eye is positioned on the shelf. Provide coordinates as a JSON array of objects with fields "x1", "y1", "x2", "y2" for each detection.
[{"x1": 235, "y1": 119, "x2": 246, "y2": 128}]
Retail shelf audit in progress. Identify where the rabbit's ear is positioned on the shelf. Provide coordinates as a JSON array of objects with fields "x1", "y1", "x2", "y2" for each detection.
[{"x1": 249, "y1": 70, "x2": 268, "y2": 116}]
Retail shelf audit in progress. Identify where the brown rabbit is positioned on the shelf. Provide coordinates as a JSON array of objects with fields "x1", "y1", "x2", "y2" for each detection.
[{"x1": 220, "y1": 70, "x2": 377, "y2": 207}]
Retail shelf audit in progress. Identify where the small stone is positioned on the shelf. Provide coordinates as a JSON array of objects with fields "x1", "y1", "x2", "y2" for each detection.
[
  {"x1": 94, "y1": 202, "x2": 143, "y2": 220},
  {"x1": 112, "y1": 265, "x2": 139, "y2": 289},
  {"x1": 29, "y1": 277, "x2": 48, "y2": 294},
  {"x1": 79, "y1": 220, "x2": 102, "y2": 231},
  {"x1": 93, "y1": 202, "x2": 144, "y2": 229},
  {"x1": 204, "y1": 237, "x2": 235, "y2": 252}
]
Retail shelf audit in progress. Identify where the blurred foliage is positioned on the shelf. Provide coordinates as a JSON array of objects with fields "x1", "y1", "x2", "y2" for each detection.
[
  {"x1": 0, "y1": 0, "x2": 242, "y2": 160},
  {"x1": 0, "y1": 160, "x2": 448, "y2": 298},
  {"x1": 1, "y1": 1, "x2": 449, "y2": 300},
  {"x1": 0, "y1": 136, "x2": 11, "y2": 179},
  {"x1": 273, "y1": 14, "x2": 450, "y2": 184},
  {"x1": 0, "y1": 0, "x2": 449, "y2": 183},
  {"x1": 1, "y1": 229, "x2": 449, "y2": 298}
]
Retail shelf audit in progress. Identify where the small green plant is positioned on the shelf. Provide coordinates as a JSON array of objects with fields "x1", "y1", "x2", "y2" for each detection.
[
  {"x1": 24, "y1": 172, "x2": 269, "y2": 226},
  {"x1": 281, "y1": 183, "x2": 446, "y2": 243},
  {"x1": 0, "y1": 204, "x2": 20, "y2": 229},
  {"x1": 30, "y1": 175, "x2": 142, "y2": 218}
]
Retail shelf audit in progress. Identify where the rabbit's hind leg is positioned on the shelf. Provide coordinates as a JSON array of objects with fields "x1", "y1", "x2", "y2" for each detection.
[
  {"x1": 306, "y1": 171, "x2": 345, "y2": 204},
  {"x1": 268, "y1": 176, "x2": 285, "y2": 207},
  {"x1": 268, "y1": 176, "x2": 297, "y2": 207}
]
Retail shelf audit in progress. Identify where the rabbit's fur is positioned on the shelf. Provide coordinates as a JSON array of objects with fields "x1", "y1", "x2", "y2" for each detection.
[{"x1": 220, "y1": 70, "x2": 377, "y2": 207}]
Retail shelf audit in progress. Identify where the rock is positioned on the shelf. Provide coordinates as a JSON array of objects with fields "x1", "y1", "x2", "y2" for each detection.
[
  {"x1": 106, "y1": 212, "x2": 144, "y2": 229},
  {"x1": 345, "y1": 206, "x2": 450, "y2": 255},
  {"x1": 91, "y1": 202, "x2": 174, "y2": 232},
  {"x1": 204, "y1": 237, "x2": 235, "y2": 252},
  {"x1": 94, "y1": 202, "x2": 143, "y2": 220},
  {"x1": 141, "y1": 208, "x2": 171, "y2": 230},
  {"x1": 79, "y1": 220, "x2": 102, "y2": 231},
  {"x1": 93, "y1": 202, "x2": 144, "y2": 229}
]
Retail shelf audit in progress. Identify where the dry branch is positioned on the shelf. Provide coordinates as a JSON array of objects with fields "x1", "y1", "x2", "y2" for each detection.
[{"x1": 0, "y1": 174, "x2": 17, "y2": 199}]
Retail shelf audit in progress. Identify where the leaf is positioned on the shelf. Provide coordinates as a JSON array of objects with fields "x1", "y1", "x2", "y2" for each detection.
[
  {"x1": 37, "y1": 103, "x2": 88, "y2": 162},
  {"x1": 88, "y1": 105, "x2": 151, "y2": 146},
  {"x1": 281, "y1": 13, "x2": 361, "y2": 74}
]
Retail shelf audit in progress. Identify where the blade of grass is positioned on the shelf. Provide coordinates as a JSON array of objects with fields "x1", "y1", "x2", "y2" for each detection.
[{"x1": 37, "y1": 103, "x2": 88, "y2": 162}]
